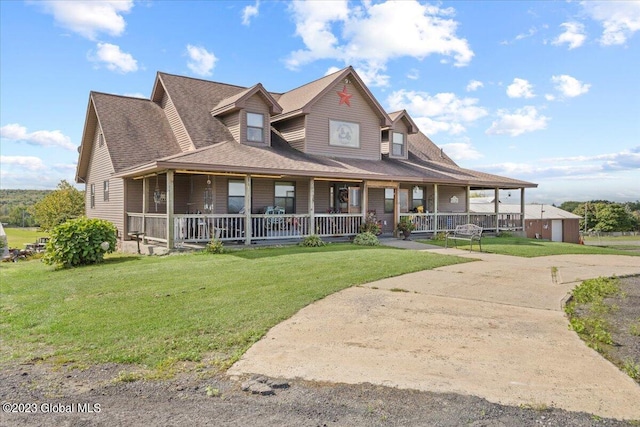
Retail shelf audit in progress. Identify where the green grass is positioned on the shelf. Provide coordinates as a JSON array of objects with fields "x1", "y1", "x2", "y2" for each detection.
[
  {"x1": 3, "y1": 227, "x2": 48, "y2": 249},
  {"x1": 0, "y1": 244, "x2": 470, "y2": 374},
  {"x1": 418, "y1": 236, "x2": 639, "y2": 257}
]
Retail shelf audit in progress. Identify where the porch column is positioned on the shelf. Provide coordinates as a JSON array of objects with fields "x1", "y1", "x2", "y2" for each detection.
[
  {"x1": 433, "y1": 184, "x2": 439, "y2": 233},
  {"x1": 520, "y1": 187, "x2": 526, "y2": 232},
  {"x1": 142, "y1": 177, "x2": 148, "y2": 242},
  {"x1": 361, "y1": 180, "x2": 368, "y2": 221},
  {"x1": 244, "y1": 175, "x2": 252, "y2": 245},
  {"x1": 308, "y1": 178, "x2": 315, "y2": 235},
  {"x1": 466, "y1": 185, "x2": 471, "y2": 224},
  {"x1": 494, "y1": 187, "x2": 500, "y2": 234},
  {"x1": 166, "y1": 171, "x2": 175, "y2": 249},
  {"x1": 394, "y1": 182, "x2": 400, "y2": 236}
]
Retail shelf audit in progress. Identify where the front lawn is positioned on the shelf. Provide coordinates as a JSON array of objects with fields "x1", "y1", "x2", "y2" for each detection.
[
  {"x1": 0, "y1": 244, "x2": 470, "y2": 374},
  {"x1": 419, "y1": 236, "x2": 639, "y2": 257},
  {"x1": 2, "y1": 227, "x2": 48, "y2": 249}
]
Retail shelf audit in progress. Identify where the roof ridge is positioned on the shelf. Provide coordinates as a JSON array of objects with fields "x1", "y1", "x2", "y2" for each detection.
[
  {"x1": 91, "y1": 91, "x2": 150, "y2": 101},
  {"x1": 280, "y1": 65, "x2": 350, "y2": 95},
  {"x1": 157, "y1": 71, "x2": 249, "y2": 90}
]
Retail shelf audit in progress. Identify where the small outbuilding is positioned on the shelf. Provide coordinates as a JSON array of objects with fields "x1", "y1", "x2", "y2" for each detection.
[{"x1": 470, "y1": 202, "x2": 581, "y2": 243}]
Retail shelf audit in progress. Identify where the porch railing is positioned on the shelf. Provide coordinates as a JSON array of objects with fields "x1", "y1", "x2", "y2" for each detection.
[
  {"x1": 127, "y1": 213, "x2": 167, "y2": 242},
  {"x1": 127, "y1": 210, "x2": 523, "y2": 245},
  {"x1": 315, "y1": 213, "x2": 362, "y2": 237}
]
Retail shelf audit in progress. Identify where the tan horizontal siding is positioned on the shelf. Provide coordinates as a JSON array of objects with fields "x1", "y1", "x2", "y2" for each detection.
[
  {"x1": 221, "y1": 111, "x2": 240, "y2": 143},
  {"x1": 275, "y1": 116, "x2": 306, "y2": 151},
  {"x1": 294, "y1": 179, "x2": 309, "y2": 214},
  {"x1": 368, "y1": 187, "x2": 394, "y2": 233},
  {"x1": 126, "y1": 179, "x2": 143, "y2": 212},
  {"x1": 252, "y1": 179, "x2": 274, "y2": 213},
  {"x1": 438, "y1": 186, "x2": 466, "y2": 213},
  {"x1": 162, "y1": 91, "x2": 193, "y2": 152},
  {"x1": 86, "y1": 125, "x2": 125, "y2": 237},
  {"x1": 306, "y1": 81, "x2": 381, "y2": 160},
  {"x1": 314, "y1": 181, "x2": 330, "y2": 213}
]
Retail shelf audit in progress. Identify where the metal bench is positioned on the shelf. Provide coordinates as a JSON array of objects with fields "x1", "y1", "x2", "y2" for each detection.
[{"x1": 445, "y1": 224, "x2": 483, "y2": 252}]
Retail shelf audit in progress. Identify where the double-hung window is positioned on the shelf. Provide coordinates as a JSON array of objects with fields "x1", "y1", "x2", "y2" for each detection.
[
  {"x1": 228, "y1": 180, "x2": 245, "y2": 213},
  {"x1": 90, "y1": 184, "x2": 95, "y2": 209},
  {"x1": 103, "y1": 180, "x2": 110, "y2": 202},
  {"x1": 246, "y1": 112, "x2": 264, "y2": 142},
  {"x1": 392, "y1": 132, "x2": 405, "y2": 156},
  {"x1": 412, "y1": 186, "x2": 425, "y2": 211}
]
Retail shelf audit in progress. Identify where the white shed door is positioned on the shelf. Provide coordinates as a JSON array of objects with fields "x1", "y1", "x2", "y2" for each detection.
[{"x1": 551, "y1": 220, "x2": 563, "y2": 242}]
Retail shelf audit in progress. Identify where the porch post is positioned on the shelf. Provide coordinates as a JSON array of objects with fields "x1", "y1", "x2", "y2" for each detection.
[
  {"x1": 494, "y1": 187, "x2": 500, "y2": 234},
  {"x1": 166, "y1": 170, "x2": 175, "y2": 249},
  {"x1": 394, "y1": 182, "x2": 400, "y2": 236},
  {"x1": 244, "y1": 175, "x2": 252, "y2": 245},
  {"x1": 433, "y1": 184, "x2": 439, "y2": 233},
  {"x1": 466, "y1": 185, "x2": 471, "y2": 224},
  {"x1": 362, "y1": 180, "x2": 368, "y2": 222},
  {"x1": 308, "y1": 178, "x2": 315, "y2": 235},
  {"x1": 142, "y1": 177, "x2": 148, "y2": 241},
  {"x1": 520, "y1": 187, "x2": 526, "y2": 232}
]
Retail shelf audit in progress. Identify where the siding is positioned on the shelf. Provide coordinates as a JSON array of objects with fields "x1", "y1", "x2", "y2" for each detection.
[
  {"x1": 126, "y1": 179, "x2": 143, "y2": 212},
  {"x1": 161, "y1": 91, "x2": 193, "y2": 152},
  {"x1": 295, "y1": 179, "x2": 309, "y2": 213},
  {"x1": 305, "y1": 82, "x2": 382, "y2": 160},
  {"x1": 381, "y1": 130, "x2": 389, "y2": 155},
  {"x1": 221, "y1": 112, "x2": 240, "y2": 143},
  {"x1": 438, "y1": 186, "x2": 466, "y2": 213},
  {"x1": 368, "y1": 187, "x2": 394, "y2": 233},
  {"x1": 275, "y1": 116, "x2": 306, "y2": 151},
  {"x1": 86, "y1": 125, "x2": 125, "y2": 237},
  {"x1": 314, "y1": 181, "x2": 330, "y2": 213},
  {"x1": 252, "y1": 179, "x2": 274, "y2": 213}
]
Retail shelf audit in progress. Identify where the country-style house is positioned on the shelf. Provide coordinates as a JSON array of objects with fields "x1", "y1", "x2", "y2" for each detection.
[{"x1": 75, "y1": 66, "x2": 537, "y2": 248}]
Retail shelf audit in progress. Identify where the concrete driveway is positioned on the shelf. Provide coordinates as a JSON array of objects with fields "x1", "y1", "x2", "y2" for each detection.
[{"x1": 229, "y1": 248, "x2": 640, "y2": 420}]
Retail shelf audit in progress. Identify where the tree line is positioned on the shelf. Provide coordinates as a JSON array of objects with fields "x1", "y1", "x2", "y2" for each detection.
[
  {"x1": 558, "y1": 200, "x2": 640, "y2": 233},
  {"x1": 0, "y1": 181, "x2": 84, "y2": 230}
]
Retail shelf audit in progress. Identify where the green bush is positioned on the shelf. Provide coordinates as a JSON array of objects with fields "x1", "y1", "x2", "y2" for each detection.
[
  {"x1": 359, "y1": 212, "x2": 381, "y2": 235},
  {"x1": 353, "y1": 232, "x2": 379, "y2": 246},
  {"x1": 43, "y1": 217, "x2": 117, "y2": 268},
  {"x1": 204, "y1": 239, "x2": 225, "y2": 254},
  {"x1": 301, "y1": 234, "x2": 326, "y2": 247},
  {"x1": 433, "y1": 232, "x2": 447, "y2": 241}
]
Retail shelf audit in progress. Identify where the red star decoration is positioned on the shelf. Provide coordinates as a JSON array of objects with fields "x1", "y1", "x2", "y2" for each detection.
[{"x1": 337, "y1": 85, "x2": 352, "y2": 106}]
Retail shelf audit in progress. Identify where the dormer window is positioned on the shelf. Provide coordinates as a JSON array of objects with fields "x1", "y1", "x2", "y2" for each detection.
[
  {"x1": 247, "y1": 112, "x2": 264, "y2": 142},
  {"x1": 392, "y1": 132, "x2": 405, "y2": 156}
]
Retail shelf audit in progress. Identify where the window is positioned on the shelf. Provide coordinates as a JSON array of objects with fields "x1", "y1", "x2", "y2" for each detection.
[
  {"x1": 275, "y1": 182, "x2": 295, "y2": 214},
  {"x1": 98, "y1": 132, "x2": 104, "y2": 147},
  {"x1": 103, "y1": 180, "x2": 110, "y2": 202},
  {"x1": 246, "y1": 112, "x2": 264, "y2": 142},
  {"x1": 228, "y1": 180, "x2": 245, "y2": 213},
  {"x1": 392, "y1": 132, "x2": 404, "y2": 156},
  {"x1": 90, "y1": 184, "x2": 95, "y2": 209},
  {"x1": 412, "y1": 186, "x2": 425, "y2": 211},
  {"x1": 329, "y1": 120, "x2": 360, "y2": 148},
  {"x1": 384, "y1": 188, "x2": 395, "y2": 213}
]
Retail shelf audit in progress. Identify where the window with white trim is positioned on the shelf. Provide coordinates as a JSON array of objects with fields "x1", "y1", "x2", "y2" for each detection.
[
  {"x1": 228, "y1": 180, "x2": 245, "y2": 213},
  {"x1": 90, "y1": 184, "x2": 95, "y2": 209},
  {"x1": 246, "y1": 112, "x2": 264, "y2": 142},
  {"x1": 384, "y1": 188, "x2": 395, "y2": 213},
  {"x1": 275, "y1": 182, "x2": 295, "y2": 214},
  {"x1": 103, "y1": 180, "x2": 110, "y2": 202},
  {"x1": 392, "y1": 132, "x2": 405, "y2": 156}
]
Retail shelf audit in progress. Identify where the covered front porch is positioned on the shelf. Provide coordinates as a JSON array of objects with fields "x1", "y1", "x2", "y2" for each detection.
[{"x1": 124, "y1": 171, "x2": 526, "y2": 248}]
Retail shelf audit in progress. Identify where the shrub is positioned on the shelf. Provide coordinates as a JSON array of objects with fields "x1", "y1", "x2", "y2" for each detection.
[
  {"x1": 204, "y1": 239, "x2": 225, "y2": 254},
  {"x1": 497, "y1": 231, "x2": 513, "y2": 238},
  {"x1": 43, "y1": 217, "x2": 117, "y2": 268},
  {"x1": 353, "y1": 232, "x2": 379, "y2": 246},
  {"x1": 360, "y1": 212, "x2": 381, "y2": 235},
  {"x1": 433, "y1": 232, "x2": 447, "y2": 241},
  {"x1": 301, "y1": 234, "x2": 325, "y2": 247}
]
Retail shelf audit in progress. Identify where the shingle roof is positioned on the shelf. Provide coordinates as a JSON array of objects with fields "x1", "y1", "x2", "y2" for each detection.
[
  {"x1": 91, "y1": 92, "x2": 181, "y2": 172},
  {"x1": 408, "y1": 131, "x2": 458, "y2": 166},
  {"x1": 471, "y1": 203, "x2": 581, "y2": 219},
  {"x1": 115, "y1": 129, "x2": 535, "y2": 188},
  {"x1": 273, "y1": 68, "x2": 345, "y2": 117},
  {"x1": 211, "y1": 83, "x2": 283, "y2": 116},
  {"x1": 156, "y1": 72, "x2": 239, "y2": 148}
]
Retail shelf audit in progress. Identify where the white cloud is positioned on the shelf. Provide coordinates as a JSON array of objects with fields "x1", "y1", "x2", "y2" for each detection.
[
  {"x1": 552, "y1": 22, "x2": 587, "y2": 49},
  {"x1": 551, "y1": 74, "x2": 591, "y2": 98},
  {"x1": 506, "y1": 78, "x2": 535, "y2": 98},
  {"x1": 286, "y1": 0, "x2": 473, "y2": 87},
  {"x1": 582, "y1": 1, "x2": 640, "y2": 45},
  {"x1": 89, "y1": 43, "x2": 138, "y2": 73},
  {"x1": 36, "y1": 0, "x2": 133, "y2": 40},
  {"x1": 242, "y1": 1, "x2": 260, "y2": 26},
  {"x1": 466, "y1": 80, "x2": 483, "y2": 92},
  {"x1": 439, "y1": 141, "x2": 483, "y2": 160},
  {"x1": 500, "y1": 26, "x2": 540, "y2": 45},
  {"x1": 486, "y1": 106, "x2": 549, "y2": 136},
  {"x1": 542, "y1": 146, "x2": 640, "y2": 171},
  {"x1": 545, "y1": 94, "x2": 556, "y2": 101},
  {"x1": 0, "y1": 123, "x2": 76, "y2": 150},
  {"x1": 388, "y1": 90, "x2": 487, "y2": 136},
  {"x1": 186, "y1": 45, "x2": 217, "y2": 76},
  {"x1": 0, "y1": 155, "x2": 46, "y2": 171}
]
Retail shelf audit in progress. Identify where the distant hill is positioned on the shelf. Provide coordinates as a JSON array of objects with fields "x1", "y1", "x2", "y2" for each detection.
[{"x1": 0, "y1": 189, "x2": 52, "y2": 225}]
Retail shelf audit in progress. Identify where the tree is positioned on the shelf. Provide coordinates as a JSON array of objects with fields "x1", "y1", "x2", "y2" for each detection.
[
  {"x1": 8, "y1": 205, "x2": 37, "y2": 227},
  {"x1": 573, "y1": 202, "x2": 599, "y2": 232},
  {"x1": 593, "y1": 203, "x2": 636, "y2": 232},
  {"x1": 31, "y1": 180, "x2": 85, "y2": 231},
  {"x1": 559, "y1": 201, "x2": 581, "y2": 213}
]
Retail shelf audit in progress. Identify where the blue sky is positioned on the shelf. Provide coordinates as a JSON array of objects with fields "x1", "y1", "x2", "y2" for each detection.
[{"x1": 1, "y1": 0, "x2": 638, "y2": 204}]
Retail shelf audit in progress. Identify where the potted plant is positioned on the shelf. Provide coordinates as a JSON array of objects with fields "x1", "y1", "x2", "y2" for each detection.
[{"x1": 397, "y1": 216, "x2": 416, "y2": 240}]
